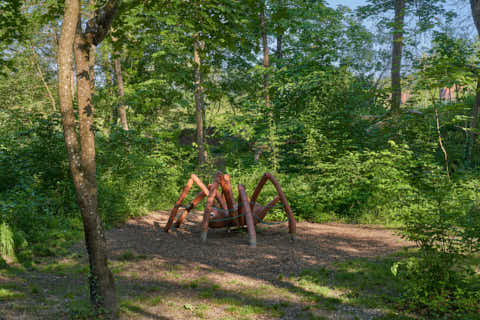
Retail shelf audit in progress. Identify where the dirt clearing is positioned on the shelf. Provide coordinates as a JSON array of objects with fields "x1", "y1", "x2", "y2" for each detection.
[{"x1": 0, "y1": 211, "x2": 413, "y2": 320}]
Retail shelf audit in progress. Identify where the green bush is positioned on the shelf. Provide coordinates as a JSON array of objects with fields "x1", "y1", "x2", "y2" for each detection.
[
  {"x1": 392, "y1": 174, "x2": 480, "y2": 316},
  {"x1": 96, "y1": 128, "x2": 184, "y2": 224}
]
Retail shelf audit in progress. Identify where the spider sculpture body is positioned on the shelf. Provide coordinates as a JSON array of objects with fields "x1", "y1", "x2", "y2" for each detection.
[{"x1": 164, "y1": 171, "x2": 296, "y2": 247}]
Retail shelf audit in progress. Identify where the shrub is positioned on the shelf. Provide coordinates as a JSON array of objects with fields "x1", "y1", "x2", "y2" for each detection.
[{"x1": 392, "y1": 174, "x2": 480, "y2": 316}]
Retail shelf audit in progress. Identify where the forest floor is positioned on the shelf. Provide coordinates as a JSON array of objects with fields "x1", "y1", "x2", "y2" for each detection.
[{"x1": 0, "y1": 211, "x2": 416, "y2": 320}]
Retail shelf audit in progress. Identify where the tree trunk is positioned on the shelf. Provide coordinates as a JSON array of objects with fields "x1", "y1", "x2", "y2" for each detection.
[
  {"x1": 467, "y1": 0, "x2": 480, "y2": 166},
  {"x1": 30, "y1": 45, "x2": 56, "y2": 110},
  {"x1": 100, "y1": 50, "x2": 116, "y2": 126},
  {"x1": 88, "y1": 0, "x2": 96, "y2": 91},
  {"x1": 276, "y1": 33, "x2": 283, "y2": 60},
  {"x1": 58, "y1": 0, "x2": 120, "y2": 317},
  {"x1": 193, "y1": 34, "x2": 207, "y2": 165},
  {"x1": 260, "y1": 5, "x2": 270, "y2": 110},
  {"x1": 467, "y1": 78, "x2": 480, "y2": 165},
  {"x1": 260, "y1": 1, "x2": 278, "y2": 171},
  {"x1": 113, "y1": 55, "x2": 129, "y2": 130},
  {"x1": 391, "y1": 0, "x2": 405, "y2": 113}
]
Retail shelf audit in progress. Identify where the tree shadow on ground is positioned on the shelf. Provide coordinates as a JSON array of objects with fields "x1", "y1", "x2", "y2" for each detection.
[{"x1": 0, "y1": 211, "x2": 415, "y2": 319}]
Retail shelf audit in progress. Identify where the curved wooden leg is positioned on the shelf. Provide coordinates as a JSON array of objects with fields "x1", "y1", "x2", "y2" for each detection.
[
  {"x1": 165, "y1": 174, "x2": 210, "y2": 232},
  {"x1": 255, "y1": 195, "x2": 280, "y2": 222},
  {"x1": 239, "y1": 184, "x2": 256, "y2": 248},
  {"x1": 201, "y1": 180, "x2": 219, "y2": 243},
  {"x1": 220, "y1": 174, "x2": 240, "y2": 227},
  {"x1": 164, "y1": 176, "x2": 195, "y2": 232},
  {"x1": 214, "y1": 188, "x2": 228, "y2": 214},
  {"x1": 250, "y1": 173, "x2": 296, "y2": 240},
  {"x1": 174, "y1": 190, "x2": 205, "y2": 228}
]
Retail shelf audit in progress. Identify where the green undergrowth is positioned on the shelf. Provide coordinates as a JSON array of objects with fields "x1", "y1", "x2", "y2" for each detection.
[{"x1": 297, "y1": 250, "x2": 480, "y2": 320}]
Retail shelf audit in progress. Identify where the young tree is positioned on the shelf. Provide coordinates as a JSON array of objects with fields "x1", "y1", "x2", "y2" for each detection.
[
  {"x1": 113, "y1": 52, "x2": 129, "y2": 130},
  {"x1": 193, "y1": 32, "x2": 207, "y2": 164},
  {"x1": 358, "y1": 0, "x2": 450, "y2": 113},
  {"x1": 57, "y1": 0, "x2": 120, "y2": 316}
]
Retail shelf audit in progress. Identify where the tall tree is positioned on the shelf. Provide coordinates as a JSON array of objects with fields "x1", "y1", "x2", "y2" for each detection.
[
  {"x1": 57, "y1": 0, "x2": 120, "y2": 316},
  {"x1": 260, "y1": 0, "x2": 278, "y2": 170},
  {"x1": 358, "y1": 0, "x2": 450, "y2": 113},
  {"x1": 390, "y1": 0, "x2": 405, "y2": 113},
  {"x1": 193, "y1": 32, "x2": 207, "y2": 164},
  {"x1": 468, "y1": 0, "x2": 480, "y2": 165}
]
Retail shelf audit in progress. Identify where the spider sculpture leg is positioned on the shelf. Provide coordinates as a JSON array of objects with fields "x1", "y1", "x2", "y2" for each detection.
[
  {"x1": 252, "y1": 195, "x2": 281, "y2": 223},
  {"x1": 250, "y1": 173, "x2": 296, "y2": 240},
  {"x1": 164, "y1": 174, "x2": 209, "y2": 232},
  {"x1": 210, "y1": 183, "x2": 228, "y2": 213},
  {"x1": 238, "y1": 184, "x2": 256, "y2": 247},
  {"x1": 200, "y1": 178, "x2": 220, "y2": 242},
  {"x1": 174, "y1": 190, "x2": 205, "y2": 229},
  {"x1": 218, "y1": 173, "x2": 240, "y2": 227}
]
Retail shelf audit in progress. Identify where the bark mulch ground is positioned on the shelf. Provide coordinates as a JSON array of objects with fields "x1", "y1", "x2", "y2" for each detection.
[
  {"x1": 110, "y1": 211, "x2": 410, "y2": 282},
  {"x1": 0, "y1": 211, "x2": 414, "y2": 320},
  {"x1": 106, "y1": 211, "x2": 413, "y2": 320}
]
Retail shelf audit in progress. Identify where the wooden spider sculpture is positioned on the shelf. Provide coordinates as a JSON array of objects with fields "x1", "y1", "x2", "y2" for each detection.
[{"x1": 164, "y1": 171, "x2": 296, "y2": 247}]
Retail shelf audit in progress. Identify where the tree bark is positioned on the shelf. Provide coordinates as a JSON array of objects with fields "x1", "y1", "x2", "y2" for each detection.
[
  {"x1": 113, "y1": 55, "x2": 129, "y2": 130},
  {"x1": 391, "y1": 0, "x2": 405, "y2": 113},
  {"x1": 260, "y1": 4, "x2": 270, "y2": 110},
  {"x1": 193, "y1": 34, "x2": 207, "y2": 165},
  {"x1": 276, "y1": 33, "x2": 283, "y2": 60},
  {"x1": 58, "y1": 0, "x2": 120, "y2": 317},
  {"x1": 88, "y1": 0, "x2": 96, "y2": 91}
]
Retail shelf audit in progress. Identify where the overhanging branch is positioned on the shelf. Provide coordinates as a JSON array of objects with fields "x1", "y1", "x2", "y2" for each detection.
[{"x1": 85, "y1": 0, "x2": 121, "y2": 45}]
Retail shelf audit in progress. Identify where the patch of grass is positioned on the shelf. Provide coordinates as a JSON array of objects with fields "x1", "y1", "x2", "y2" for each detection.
[
  {"x1": 193, "y1": 303, "x2": 210, "y2": 318},
  {"x1": 120, "y1": 300, "x2": 144, "y2": 315},
  {"x1": 0, "y1": 288, "x2": 25, "y2": 300},
  {"x1": 240, "y1": 284, "x2": 271, "y2": 297},
  {"x1": 34, "y1": 259, "x2": 87, "y2": 275},
  {"x1": 68, "y1": 299, "x2": 95, "y2": 320},
  {"x1": 109, "y1": 260, "x2": 127, "y2": 274},
  {"x1": 147, "y1": 295, "x2": 162, "y2": 306},
  {"x1": 116, "y1": 250, "x2": 147, "y2": 262},
  {"x1": 295, "y1": 254, "x2": 420, "y2": 317}
]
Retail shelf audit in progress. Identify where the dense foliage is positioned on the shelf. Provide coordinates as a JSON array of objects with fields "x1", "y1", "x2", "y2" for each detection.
[{"x1": 0, "y1": 0, "x2": 479, "y2": 317}]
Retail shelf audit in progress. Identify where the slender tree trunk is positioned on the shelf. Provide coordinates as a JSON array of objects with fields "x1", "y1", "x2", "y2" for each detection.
[
  {"x1": 435, "y1": 107, "x2": 450, "y2": 178},
  {"x1": 58, "y1": 0, "x2": 120, "y2": 317},
  {"x1": 391, "y1": 0, "x2": 406, "y2": 113},
  {"x1": 466, "y1": 79, "x2": 480, "y2": 165},
  {"x1": 260, "y1": 5, "x2": 270, "y2": 110},
  {"x1": 467, "y1": 0, "x2": 480, "y2": 166},
  {"x1": 276, "y1": 33, "x2": 283, "y2": 60},
  {"x1": 260, "y1": 1, "x2": 278, "y2": 171},
  {"x1": 30, "y1": 45, "x2": 56, "y2": 110},
  {"x1": 113, "y1": 55, "x2": 129, "y2": 130},
  {"x1": 193, "y1": 34, "x2": 207, "y2": 165},
  {"x1": 74, "y1": 24, "x2": 117, "y2": 317},
  {"x1": 100, "y1": 50, "x2": 116, "y2": 126}
]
